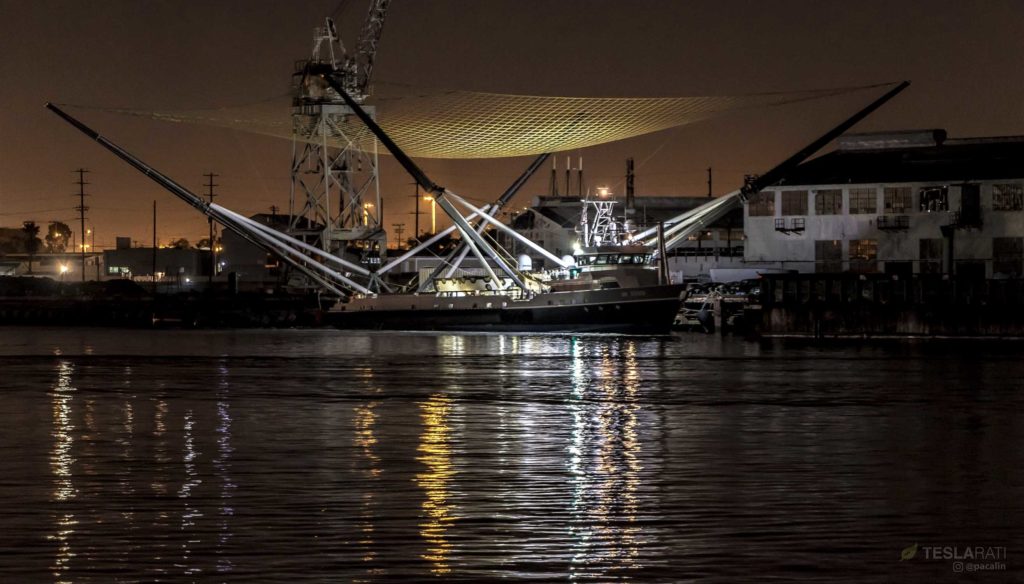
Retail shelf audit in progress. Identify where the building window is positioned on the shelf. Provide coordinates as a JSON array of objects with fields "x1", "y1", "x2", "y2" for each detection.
[
  {"x1": 993, "y1": 183, "x2": 1023, "y2": 211},
  {"x1": 748, "y1": 191, "x2": 775, "y2": 217},
  {"x1": 780, "y1": 190, "x2": 808, "y2": 216},
  {"x1": 883, "y1": 186, "x2": 913, "y2": 213},
  {"x1": 814, "y1": 189, "x2": 842, "y2": 215},
  {"x1": 919, "y1": 186, "x2": 948, "y2": 212},
  {"x1": 815, "y1": 240, "x2": 842, "y2": 273},
  {"x1": 919, "y1": 238, "x2": 943, "y2": 274},
  {"x1": 993, "y1": 237, "x2": 1023, "y2": 277},
  {"x1": 849, "y1": 239, "x2": 878, "y2": 273},
  {"x1": 848, "y1": 188, "x2": 877, "y2": 214}
]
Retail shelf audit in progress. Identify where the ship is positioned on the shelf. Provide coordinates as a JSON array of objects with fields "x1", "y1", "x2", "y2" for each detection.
[
  {"x1": 45, "y1": 75, "x2": 908, "y2": 334},
  {"x1": 330, "y1": 244, "x2": 685, "y2": 333}
]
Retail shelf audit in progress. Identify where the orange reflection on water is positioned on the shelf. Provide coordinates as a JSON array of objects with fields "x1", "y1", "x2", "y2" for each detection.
[
  {"x1": 415, "y1": 394, "x2": 455, "y2": 575},
  {"x1": 354, "y1": 401, "x2": 381, "y2": 564}
]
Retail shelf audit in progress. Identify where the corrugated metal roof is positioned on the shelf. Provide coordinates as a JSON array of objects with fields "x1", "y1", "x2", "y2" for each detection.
[{"x1": 775, "y1": 136, "x2": 1024, "y2": 186}]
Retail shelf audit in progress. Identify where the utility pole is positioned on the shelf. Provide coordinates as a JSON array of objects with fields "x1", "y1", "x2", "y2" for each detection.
[
  {"x1": 73, "y1": 168, "x2": 89, "y2": 282},
  {"x1": 410, "y1": 182, "x2": 421, "y2": 240},
  {"x1": 204, "y1": 172, "x2": 219, "y2": 288},
  {"x1": 707, "y1": 167, "x2": 713, "y2": 198},
  {"x1": 392, "y1": 223, "x2": 405, "y2": 249}
]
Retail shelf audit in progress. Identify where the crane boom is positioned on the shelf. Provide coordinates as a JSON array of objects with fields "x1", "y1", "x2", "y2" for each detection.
[{"x1": 353, "y1": 0, "x2": 392, "y2": 97}]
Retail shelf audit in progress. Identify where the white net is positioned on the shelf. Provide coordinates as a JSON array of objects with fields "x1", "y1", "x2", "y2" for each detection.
[{"x1": 64, "y1": 82, "x2": 895, "y2": 159}]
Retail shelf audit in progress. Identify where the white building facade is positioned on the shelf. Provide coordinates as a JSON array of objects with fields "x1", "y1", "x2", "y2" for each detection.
[{"x1": 744, "y1": 131, "x2": 1024, "y2": 278}]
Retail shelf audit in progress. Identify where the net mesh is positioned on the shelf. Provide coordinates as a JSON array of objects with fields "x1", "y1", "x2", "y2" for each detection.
[{"x1": 66, "y1": 82, "x2": 894, "y2": 159}]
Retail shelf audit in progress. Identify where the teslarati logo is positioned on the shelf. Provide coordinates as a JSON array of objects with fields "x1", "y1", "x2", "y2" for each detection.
[{"x1": 900, "y1": 543, "x2": 1007, "y2": 573}]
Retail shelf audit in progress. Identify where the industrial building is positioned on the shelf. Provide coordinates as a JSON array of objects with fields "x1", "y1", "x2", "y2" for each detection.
[
  {"x1": 745, "y1": 130, "x2": 1024, "y2": 278},
  {"x1": 103, "y1": 237, "x2": 209, "y2": 286}
]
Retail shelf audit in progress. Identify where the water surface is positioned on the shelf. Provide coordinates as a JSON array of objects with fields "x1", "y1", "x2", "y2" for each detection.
[{"x1": 0, "y1": 327, "x2": 1020, "y2": 582}]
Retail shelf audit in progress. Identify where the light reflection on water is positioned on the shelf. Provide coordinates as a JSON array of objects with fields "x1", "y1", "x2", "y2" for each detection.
[
  {"x1": 416, "y1": 394, "x2": 455, "y2": 575},
  {"x1": 0, "y1": 328, "x2": 1019, "y2": 581},
  {"x1": 49, "y1": 361, "x2": 76, "y2": 584}
]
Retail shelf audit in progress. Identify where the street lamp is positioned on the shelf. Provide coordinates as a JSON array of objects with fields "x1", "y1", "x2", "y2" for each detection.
[
  {"x1": 59, "y1": 264, "x2": 68, "y2": 282},
  {"x1": 423, "y1": 196, "x2": 436, "y2": 233}
]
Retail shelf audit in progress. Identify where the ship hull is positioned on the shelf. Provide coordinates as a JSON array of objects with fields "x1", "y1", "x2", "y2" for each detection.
[{"x1": 326, "y1": 284, "x2": 685, "y2": 334}]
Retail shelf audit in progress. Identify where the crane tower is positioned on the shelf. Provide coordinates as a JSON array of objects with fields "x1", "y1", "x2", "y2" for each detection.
[{"x1": 289, "y1": 2, "x2": 391, "y2": 267}]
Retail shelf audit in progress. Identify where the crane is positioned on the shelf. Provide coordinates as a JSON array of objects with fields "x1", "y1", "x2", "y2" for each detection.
[
  {"x1": 332, "y1": 0, "x2": 392, "y2": 102},
  {"x1": 350, "y1": 0, "x2": 391, "y2": 101},
  {"x1": 288, "y1": 2, "x2": 392, "y2": 265}
]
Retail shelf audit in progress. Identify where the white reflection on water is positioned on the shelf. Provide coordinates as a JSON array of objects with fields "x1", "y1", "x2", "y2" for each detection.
[
  {"x1": 48, "y1": 360, "x2": 77, "y2": 584},
  {"x1": 568, "y1": 339, "x2": 644, "y2": 579},
  {"x1": 119, "y1": 366, "x2": 137, "y2": 568},
  {"x1": 178, "y1": 410, "x2": 202, "y2": 576},
  {"x1": 214, "y1": 361, "x2": 235, "y2": 575},
  {"x1": 415, "y1": 394, "x2": 455, "y2": 575}
]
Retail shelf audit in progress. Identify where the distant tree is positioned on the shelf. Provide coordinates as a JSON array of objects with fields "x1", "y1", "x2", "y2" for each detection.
[
  {"x1": 44, "y1": 221, "x2": 72, "y2": 253},
  {"x1": 21, "y1": 221, "x2": 41, "y2": 274},
  {"x1": 195, "y1": 236, "x2": 221, "y2": 250},
  {"x1": 168, "y1": 238, "x2": 191, "y2": 249}
]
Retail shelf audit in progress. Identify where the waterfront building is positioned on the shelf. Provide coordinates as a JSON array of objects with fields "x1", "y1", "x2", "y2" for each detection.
[{"x1": 745, "y1": 130, "x2": 1024, "y2": 277}]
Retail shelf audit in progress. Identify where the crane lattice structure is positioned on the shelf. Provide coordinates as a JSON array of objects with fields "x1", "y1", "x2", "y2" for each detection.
[
  {"x1": 578, "y1": 196, "x2": 621, "y2": 247},
  {"x1": 289, "y1": 2, "x2": 391, "y2": 268}
]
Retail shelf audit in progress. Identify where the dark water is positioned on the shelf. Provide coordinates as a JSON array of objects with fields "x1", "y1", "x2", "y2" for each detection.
[{"x1": 0, "y1": 327, "x2": 1021, "y2": 583}]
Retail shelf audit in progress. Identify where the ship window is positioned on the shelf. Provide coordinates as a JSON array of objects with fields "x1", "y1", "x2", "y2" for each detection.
[
  {"x1": 848, "y1": 188, "x2": 877, "y2": 214},
  {"x1": 993, "y1": 183, "x2": 1024, "y2": 211},
  {"x1": 814, "y1": 189, "x2": 843, "y2": 215}
]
